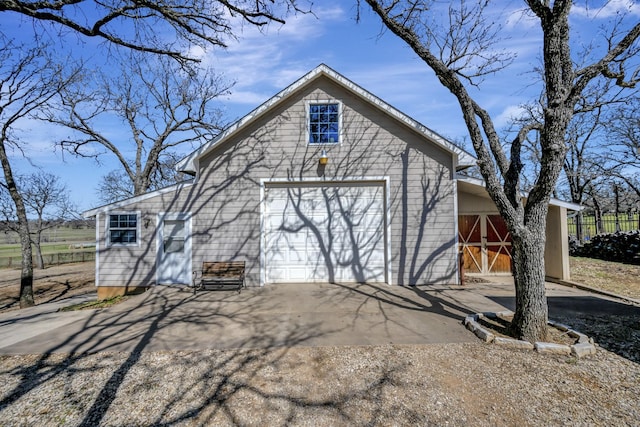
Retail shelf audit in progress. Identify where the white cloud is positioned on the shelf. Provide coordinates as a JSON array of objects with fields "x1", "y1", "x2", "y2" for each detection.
[
  {"x1": 572, "y1": 0, "x2": 640, "y2": 18},
  {"x1": 223, "y1": 89, "x2": 273, "y2": 106},
  {"x1": 493, "y1": 105, "x2": 527, "y2": 129},
  {"x1": 504, "y1": 7, "x2": 538, "y2": 30},
  {"x1": 199, "y1": 5, "x2": 347, "y2": 109}
]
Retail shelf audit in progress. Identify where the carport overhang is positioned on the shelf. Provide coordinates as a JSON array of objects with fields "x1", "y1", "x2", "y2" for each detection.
[{"x1": 456, "y1": 176, "x2": 582, "y2": 281}]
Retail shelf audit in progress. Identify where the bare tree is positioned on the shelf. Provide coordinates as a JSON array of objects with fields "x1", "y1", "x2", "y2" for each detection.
[
  {"x1": 605, "y1": 99, "x2": 640, "y2": 198},
  {"x1": 23, "y1": 172, "x2": 76, "y2": 269},
  {"x1": 0, "y1": 0, "x2": 311, "y2": 64},
  {"x1": 0, "y1": 0, "x2": 310, "y2": 308},
  {"x1": 0, "y1": 179, "x2": 18, "y2": 238},
  {"x1": 549, "y1": 104, "x2": 608, "y2": 241},
  {"x1": 361, "y1": 0, "x2": 640, "y2": 341},
  {"x1": 549, "y1": 88, "x2": 638, "y2": 237},
  {"x1": 1, "y1": 172, "x2": 76, "y2": 269},
  {"x1": 46, "y1": 54, "x2": 228, "y2": 199},
  {"x1": 97, "y1": 152, "x2": 185, "y2": 204},
  {"x1": 0, "y1": 39, "x2": 78, "y2": 307}
]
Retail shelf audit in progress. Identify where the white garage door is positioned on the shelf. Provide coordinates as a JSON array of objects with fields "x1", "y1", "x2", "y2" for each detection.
[{"x1": 264, "y1": 183, "x2": 386, "y2": 283}]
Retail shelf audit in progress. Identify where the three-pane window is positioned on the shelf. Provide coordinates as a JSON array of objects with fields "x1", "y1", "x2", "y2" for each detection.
[
  {"x1": 309, "y1": 103, "x2": 340, "y2": 144},
  {"x1": 109, "y1": 214, "x2": 138, "y2": 245}
]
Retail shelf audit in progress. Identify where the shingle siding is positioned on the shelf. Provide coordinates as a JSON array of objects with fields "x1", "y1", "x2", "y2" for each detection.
[{"x1": 94, "y1": 75, "x2": 458, "y2": 287}]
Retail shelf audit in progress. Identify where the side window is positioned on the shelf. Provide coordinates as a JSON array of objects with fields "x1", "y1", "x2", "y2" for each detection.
[
  {"x1": 309, "y1": 103, "x2": 340, "y2": 144},
  {"x1": 108, "y1": 213, "x2": 138, "y2": 246}
]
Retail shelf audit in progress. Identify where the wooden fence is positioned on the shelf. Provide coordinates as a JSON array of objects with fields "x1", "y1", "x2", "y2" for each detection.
[{"x1": 0, "y1": 250, "x2": 95, "y2": 269}]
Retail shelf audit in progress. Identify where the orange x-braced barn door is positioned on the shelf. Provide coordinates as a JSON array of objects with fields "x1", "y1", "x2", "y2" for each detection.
[
  {"x1": 458, "y1": 215, "x2": 483, "y2": 273},
  {"x1": 458, "y1": 214, "x2": 512, "y2": 274}
]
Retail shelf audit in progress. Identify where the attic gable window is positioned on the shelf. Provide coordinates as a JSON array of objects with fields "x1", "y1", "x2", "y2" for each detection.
[{"x1": 308, "y1": 103, "x2": 340, "y2": 144}]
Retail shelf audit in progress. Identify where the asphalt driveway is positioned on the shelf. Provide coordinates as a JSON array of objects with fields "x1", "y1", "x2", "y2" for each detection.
[{"x1": 0, "y1": 279, "x2": 636, "y2": 355}]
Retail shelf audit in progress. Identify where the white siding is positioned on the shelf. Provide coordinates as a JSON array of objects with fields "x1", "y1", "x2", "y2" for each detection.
[{"x1": 95, "y1": 75, "x2": 458, "y2": 287}]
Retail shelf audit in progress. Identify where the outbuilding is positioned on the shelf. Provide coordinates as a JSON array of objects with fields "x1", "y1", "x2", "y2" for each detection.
[{"x1": 83, "y1": 64, "x2": 577, "y2": 298}]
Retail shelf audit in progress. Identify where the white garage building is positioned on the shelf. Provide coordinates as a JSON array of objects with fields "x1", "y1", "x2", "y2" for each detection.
[{"x1": 84, "y1": 64, "x2": 575, "y2": 299}]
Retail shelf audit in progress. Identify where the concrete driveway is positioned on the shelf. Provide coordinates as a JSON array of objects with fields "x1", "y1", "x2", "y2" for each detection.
[
  {"x1": 0, "y1": 279, "x2": 636, "y2": 355},
  {"x1": 0, "y1": 282, "x2": 491, "y2": 355}
]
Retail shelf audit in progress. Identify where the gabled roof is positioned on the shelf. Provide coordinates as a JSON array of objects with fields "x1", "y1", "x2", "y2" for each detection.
[
  {"x1": 176, "y1": 63, "x2": 476, "y2": 174},
  {"x1": 456, "y1": 175, "x2": 583, "y2": 211},
  {"x1": 82, "y1": 180, "x2": 194, "y2": 218}
]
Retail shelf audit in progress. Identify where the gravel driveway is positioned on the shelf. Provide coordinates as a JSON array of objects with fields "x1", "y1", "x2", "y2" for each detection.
[
  {"x1": 0, "y1": 343, "x2": 638, "y2": 426},
  {"x1": 0, "y1": 277, "x2": 638, "y2": 426}
]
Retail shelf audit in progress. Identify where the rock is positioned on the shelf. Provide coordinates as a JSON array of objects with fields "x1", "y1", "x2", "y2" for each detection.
[
  {"x1": 493, "y1": 337, "x2": 534, "y2": 350},
  {"x1": 567, "y1": 330, "x2": 591, "y2": 344},
  {"x1": 571, "y1": 343, "x2": 597, "y2": 358},
  {"x1": 463, "y1": 315, "x2": 477, "y2": 326},
  {"x1": 495, "y1": 311, "x2": 514, "y2": 321},
  {"x1": 548, "y1": 321, "x2": 570, "y2": 332},
  {"x1": 535, "y1": 342, "x2": 571, "y2": 355},
  {"x1": 465, "y1": 319, "x2": 495, "y2": 343},
  {"x1": 474, "y1": 327, "x2": 495, "y2": 343}
]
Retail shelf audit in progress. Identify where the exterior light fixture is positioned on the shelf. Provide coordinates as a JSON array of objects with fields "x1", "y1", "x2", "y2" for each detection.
[{"x1": 319, "y1": 149, "x2": 329, "y2": 165}]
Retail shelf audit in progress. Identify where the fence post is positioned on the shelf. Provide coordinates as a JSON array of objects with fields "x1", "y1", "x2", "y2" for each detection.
[
  {"x1": 576, "y1": 211, "x2": 584, "y2": 243},
  {"x1": 614, "y1": 185, "x2": 621, "y2": 232}
]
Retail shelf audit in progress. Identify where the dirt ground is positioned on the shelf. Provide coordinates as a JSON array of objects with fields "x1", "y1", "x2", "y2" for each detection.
[
  {"x1": 0, "y1": 262, "x2": 95, "y2": 313},
  {"x1": 570, "y1": 257, "x2": 640, "y2": 300}
]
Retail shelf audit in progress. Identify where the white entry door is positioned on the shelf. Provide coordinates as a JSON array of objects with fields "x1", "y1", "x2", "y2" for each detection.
[
  {"x1": 157, "y1": 212, "x2": 192, "y2": 285},
  {"x1": 264, "y1": 183, "x2": 387, "y2": 284}
]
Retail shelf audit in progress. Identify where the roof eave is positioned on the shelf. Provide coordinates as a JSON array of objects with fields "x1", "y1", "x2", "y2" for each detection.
[
  {"x1": 82, "y1": 180, "x2": 194, "y2": 218},
  {"x1": 456, "y1": 175, "x2": 583, "y2": 211}
]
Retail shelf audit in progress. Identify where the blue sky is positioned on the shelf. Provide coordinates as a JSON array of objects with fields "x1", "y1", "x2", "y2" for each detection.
[{"x1": 2, "y1": 0, "x2": 639, "y2": 212}]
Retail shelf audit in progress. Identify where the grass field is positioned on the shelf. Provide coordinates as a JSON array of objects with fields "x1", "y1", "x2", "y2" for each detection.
[
  {"x1": 570, "y1": 256, "x2": 640, "y2": 300},
  {"x1": 568, "y1": 213, "x2": 639, "y2": 237},
  {"x1": 0, "y1": 226, "x2": 94, "y2": 245},
  {"x1": 0, "y1": 242, "x2": 94, "y2": 258},
  {"x1": 0, "y1": 225, "x2": 95, "y2": 264}
]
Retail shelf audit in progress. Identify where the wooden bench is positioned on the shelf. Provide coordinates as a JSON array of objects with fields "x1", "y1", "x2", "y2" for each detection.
[{"x1": 193, "y1": 261, "x2": 245, "y2": 294}]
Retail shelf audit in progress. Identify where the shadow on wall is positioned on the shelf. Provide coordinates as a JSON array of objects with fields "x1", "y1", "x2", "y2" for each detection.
[
  {"x1": 98, "y1": 84, "x2": 459, "y2": 290},
  {"x1": 97, "y1": 132, "x2": 279, "y2": 290},
  {"x1": 262, "y1": 105, "x2": 458, "y2": 286},
  {"x1": 397, "y1": 148, "x2": 456, "y2": 285},
  {"x1": 267, "y1": 183, "x2": 386, "y2": 284}
]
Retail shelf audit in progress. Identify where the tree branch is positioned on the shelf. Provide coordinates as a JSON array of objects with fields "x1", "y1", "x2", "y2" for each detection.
[{"x1": 0, "y1": 0, "x2": 311, "y2": 63}]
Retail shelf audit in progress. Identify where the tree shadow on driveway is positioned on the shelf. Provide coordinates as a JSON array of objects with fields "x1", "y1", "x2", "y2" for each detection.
[
  {"x1": 0, "y1": 281, "x2": 485, "y2": 425},
  {"x1": 0, "y1": 286, "x2": 328, "y2": 425}
]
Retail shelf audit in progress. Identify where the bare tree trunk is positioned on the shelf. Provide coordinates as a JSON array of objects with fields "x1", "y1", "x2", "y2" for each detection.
[
  {"x1": 0, "y1": 143, "x2": 34, "y2": 307},
  {"x1": 34, "y1": 231, "x2": 45, "y2": 270},
  {"x1": 18, "y1": 220, "x2": 34, "y2": 307},
  {"x1": 510, "y1": 229, "x2": 549, "y2": 340},
  {"x1": 593, "y1": 196, "x2": 603, "y2": 235}
]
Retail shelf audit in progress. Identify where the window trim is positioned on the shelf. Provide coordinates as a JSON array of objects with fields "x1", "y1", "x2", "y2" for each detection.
[
  {"x1": 106, "y1": 211, "x2": 141, "y2": 247},
  {"x1": 306, "y1": 100, "x2": 342, "y2": 145}
]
